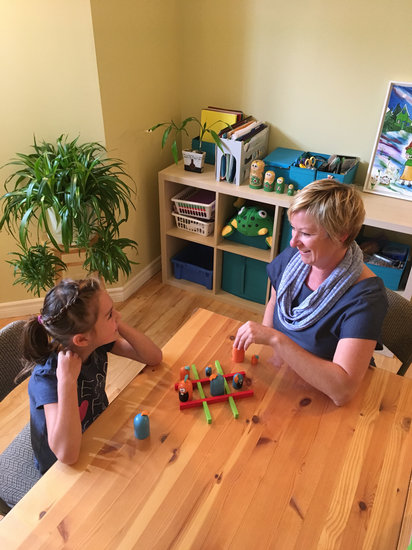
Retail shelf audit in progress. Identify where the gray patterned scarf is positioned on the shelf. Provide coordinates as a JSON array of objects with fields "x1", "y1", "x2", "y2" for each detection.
[{"x1": 276, "y1": 242, "x2": 364, "y2": 331}]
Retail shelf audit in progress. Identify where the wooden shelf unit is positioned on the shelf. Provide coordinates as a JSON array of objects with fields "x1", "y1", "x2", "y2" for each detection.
[{"x1": 159, "y1": 162, "x2": 412, "y2": 312}]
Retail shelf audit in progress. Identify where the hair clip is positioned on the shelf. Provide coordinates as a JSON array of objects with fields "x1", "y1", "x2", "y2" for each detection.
[{"x1": 37, "y1": 315, "x2": 43, "y2": 325}]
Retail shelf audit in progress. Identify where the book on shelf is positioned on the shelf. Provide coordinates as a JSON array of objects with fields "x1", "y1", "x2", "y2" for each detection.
[{"x1": 200, "y1": 107, "x2": 243, "y2": 143}]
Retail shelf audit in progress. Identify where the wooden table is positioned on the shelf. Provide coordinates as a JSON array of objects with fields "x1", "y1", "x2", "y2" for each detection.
[{"x1": 1, "y1": 308, "x2": 411, "y2": 549}]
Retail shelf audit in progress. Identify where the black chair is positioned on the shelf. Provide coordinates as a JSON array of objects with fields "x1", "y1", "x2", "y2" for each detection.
[
  {"x1": 381, "y1": 289, "x2": 412, "y2": 376},
  {"x1": 0, "y1": 321, "x2": 41, "y2": 515}
]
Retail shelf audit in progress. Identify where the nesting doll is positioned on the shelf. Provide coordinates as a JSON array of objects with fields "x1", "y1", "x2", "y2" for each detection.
[
  {"x1": 249, "y1": 160, "x2": 265, "y2": 189},
  {"x1": 275, "y1": 177, "x2": 285, "y2": 194},
  {"x1": 263, "y1": 170, "x2": 276, "y2": 192}
]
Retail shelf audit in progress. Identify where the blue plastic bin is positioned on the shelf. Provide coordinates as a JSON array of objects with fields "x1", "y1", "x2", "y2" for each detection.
[{"x1": 171, "y1": 243, "x2": 214, "y2": 289}]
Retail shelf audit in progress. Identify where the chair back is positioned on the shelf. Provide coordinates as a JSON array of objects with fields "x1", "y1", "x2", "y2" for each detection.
[
  {"x1": 0, "y1": 320, "x2": 28, "y2": 401},
  {"x1": 381, "y1": 289, "x2": 412, "y2": 376}
]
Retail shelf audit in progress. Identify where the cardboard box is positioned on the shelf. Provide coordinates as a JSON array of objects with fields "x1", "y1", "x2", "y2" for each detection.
[{"x1": 215, "y1": 126, "x2": 270, "y2": 186}]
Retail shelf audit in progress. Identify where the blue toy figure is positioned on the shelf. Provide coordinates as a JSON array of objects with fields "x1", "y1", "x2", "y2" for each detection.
[
  {"x1": 232, "y1": 373, "x2": 244, "y2": 390},
  {"x1": 134, "y1": 411, "x2": 150, "y2": 439},
  {"x1": 209, "y1": 373, "x2": 225, "y2": 396},
  {"x1": 205, "y1": 365, "x2": 212, "y2": 377}
]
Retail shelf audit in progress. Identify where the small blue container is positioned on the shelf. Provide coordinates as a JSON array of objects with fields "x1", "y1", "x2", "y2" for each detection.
[{"x1": 134, "y1": 412, "x2": 150, "y2": 439}]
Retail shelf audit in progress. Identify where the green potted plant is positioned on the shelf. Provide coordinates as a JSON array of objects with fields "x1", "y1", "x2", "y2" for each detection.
[
  {"x1": 0, "y1": 135, "x2": 138, "y2": 296},
  {"x1": 147, "y1": 116, "x2": 226, "y2": 173}
]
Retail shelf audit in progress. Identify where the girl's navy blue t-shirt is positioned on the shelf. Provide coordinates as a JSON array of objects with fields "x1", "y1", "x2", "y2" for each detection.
[
  {"x1": 267, "y1": 247, "x2": 388, "y2": 361},
  {"x1": 28, "y1": 342, "x2": 114, "y2": 474}
]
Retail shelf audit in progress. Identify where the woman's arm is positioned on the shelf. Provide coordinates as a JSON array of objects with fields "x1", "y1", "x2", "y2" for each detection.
[
  {"x1": 262, "y1": 286, "x2": 276, "y2": 327},
  {"x1": 234, "y1": 321, "x2": 376, "y2": 406},
  {"x1": 44, "y1": 350, "x2": 82, "y2": 464},
  {"x1": 111, "y1": 320, "x2": 162, "y2": 366}
]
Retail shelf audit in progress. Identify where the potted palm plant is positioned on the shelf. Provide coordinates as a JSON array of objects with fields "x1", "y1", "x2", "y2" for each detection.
[
  {"x1": 147, "y1": 116, "x2": 225, "y2": 173},
  {"x1": 0, "y1": 135, "x2": 138, "y2": 296}
]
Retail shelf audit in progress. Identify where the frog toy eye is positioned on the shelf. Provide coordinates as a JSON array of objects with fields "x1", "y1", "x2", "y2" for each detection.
[{"x1": 258, "y1": 210, "x2": 268, "y2": 218}]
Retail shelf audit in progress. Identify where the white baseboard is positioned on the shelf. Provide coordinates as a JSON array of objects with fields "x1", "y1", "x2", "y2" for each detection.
[{"x1": 0, "y1": 256, "x2": 161, "y2": 319}]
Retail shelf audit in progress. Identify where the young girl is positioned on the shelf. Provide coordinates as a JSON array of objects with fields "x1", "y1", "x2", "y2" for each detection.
[{"x1": 24, "y1": 278, "x2": 162, "y2": 474}]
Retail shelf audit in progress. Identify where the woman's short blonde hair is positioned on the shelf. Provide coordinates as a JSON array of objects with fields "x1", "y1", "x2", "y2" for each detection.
[{"x1": 287, "y1": 179, "x2": 365, "y2": 246}]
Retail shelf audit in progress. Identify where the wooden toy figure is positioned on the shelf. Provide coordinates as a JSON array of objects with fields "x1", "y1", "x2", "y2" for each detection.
[
  {"x1": 251, "y1": 354, "x2": 259, "y2": 365},
  {"x1": 287, "y1": 183, "x2": 295, "y2": 196},
  {"x1": 263, "y1": 170, "x2": 276, "y2": 192},
  {"x1": 232, "y1": 373, "x2": 244, "y2": 390},
  {"x1": 134, "y1": 411, "x2": 150, "y2": 439},
  {"x1": 232, "y1": 347, "x2": 245, "y2": 363},
  {"x1": 249, "y1": 160, "x2": 265, "y2": 189},
  {"x1": 178, "y1": 374, "x2": 193, "y2": 402},
  {"x1": 205, "y1": 365, "x2": 212, "y2": 377},
  {"x1": 209, "y1": 373, "x2": 225, "y2": 396},
  {"x1": 179, "y1": 365, "x2": 190, "y2": 380},
  {"x1": 275, "y1": 177, "x2": 285, "y2": 194}
]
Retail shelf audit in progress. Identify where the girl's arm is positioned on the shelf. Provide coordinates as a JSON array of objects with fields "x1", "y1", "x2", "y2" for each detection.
[
  {"x1": 233, "y1": 321, "x2": 376, "y2": 406},
  {"x1": 44, "y1": 350, "x2": 82, "y2": 464},
  {"x1": 111, "y1": 320, "x2": 162, "y2": 366}
]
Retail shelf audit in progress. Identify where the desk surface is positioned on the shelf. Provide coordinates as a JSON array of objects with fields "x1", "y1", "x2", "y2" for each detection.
[{"x1": 1, "y1": 308, "x2": 411, "y2": 550}]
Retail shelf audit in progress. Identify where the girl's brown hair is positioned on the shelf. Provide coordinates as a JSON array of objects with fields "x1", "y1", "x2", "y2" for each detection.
[{"x1": 23, "y1": 278, "x2": 101, "y2": 367}]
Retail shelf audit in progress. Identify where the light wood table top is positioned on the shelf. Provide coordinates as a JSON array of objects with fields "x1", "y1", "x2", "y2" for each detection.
[{"x1": 1, "y1": 308, "x2": 411, "y2": 550}]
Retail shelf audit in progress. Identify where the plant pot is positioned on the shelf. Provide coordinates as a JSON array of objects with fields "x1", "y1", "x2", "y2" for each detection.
[{"x1": 182, "y1": 149, "x2": 206, "y2": 173}]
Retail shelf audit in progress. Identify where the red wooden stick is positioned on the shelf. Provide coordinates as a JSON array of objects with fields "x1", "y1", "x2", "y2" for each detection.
[{"x1": 179, "y1": 390, "x2": 254, "y2": 409}]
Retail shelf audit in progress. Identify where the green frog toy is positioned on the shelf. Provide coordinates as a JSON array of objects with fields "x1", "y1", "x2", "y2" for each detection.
[{"x1": 221, "y1": 205, "x2": 273, "y2": 248}]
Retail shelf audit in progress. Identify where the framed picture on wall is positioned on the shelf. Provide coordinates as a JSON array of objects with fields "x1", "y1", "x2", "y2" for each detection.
[{"x1": 364, "y1": 81, "x2": 412, "y2": 202}]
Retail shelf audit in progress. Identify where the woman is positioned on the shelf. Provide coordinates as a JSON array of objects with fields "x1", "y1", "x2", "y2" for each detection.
[{"x1": 234, "y1": 179, "x2": 388, "y2": 406}]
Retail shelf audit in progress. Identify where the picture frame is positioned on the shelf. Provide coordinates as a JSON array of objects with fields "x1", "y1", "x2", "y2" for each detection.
[{"x1": 364, "y1": 81, "x2": 412, "y2": 202}]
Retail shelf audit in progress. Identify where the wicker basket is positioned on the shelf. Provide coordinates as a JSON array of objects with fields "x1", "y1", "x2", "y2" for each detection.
[
  {"x1": 171, "y1": 188, "x2": 215, "y2": 220},
  {"x1": 172, "y1": 212, "x2": 214, "y2": 236}
]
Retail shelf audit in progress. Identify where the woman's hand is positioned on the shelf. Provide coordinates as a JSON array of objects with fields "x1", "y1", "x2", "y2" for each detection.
[{"x1": 234, "y1": 321, "x2": 278, "y2": 351}]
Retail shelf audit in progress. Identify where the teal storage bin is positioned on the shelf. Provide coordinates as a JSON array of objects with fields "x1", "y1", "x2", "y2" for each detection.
[
  {"x1": 265, "y1": 149, "x2": 360, "y2": 190},
  {"x1": 263, "y1": 147, "x2": 305, "y2": 185},
  {"x1": 360, "y1": 240, "x2": 410, "y2": 290},
  {"x1": 191, "y1": 137, "x2": 215, "y2": 164},
  {"x1": 221, "y1": 251, "x2": 267, "y2": 304},
  {"x1": 171, "y1": 243, "x2": 214, "y2": 289},
  {"x1": 289, "y1": 152, "x2": 328, "y2": 190},
  {"x1": 316, "y1": 155, "x2": 359, "y2": 183}
]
